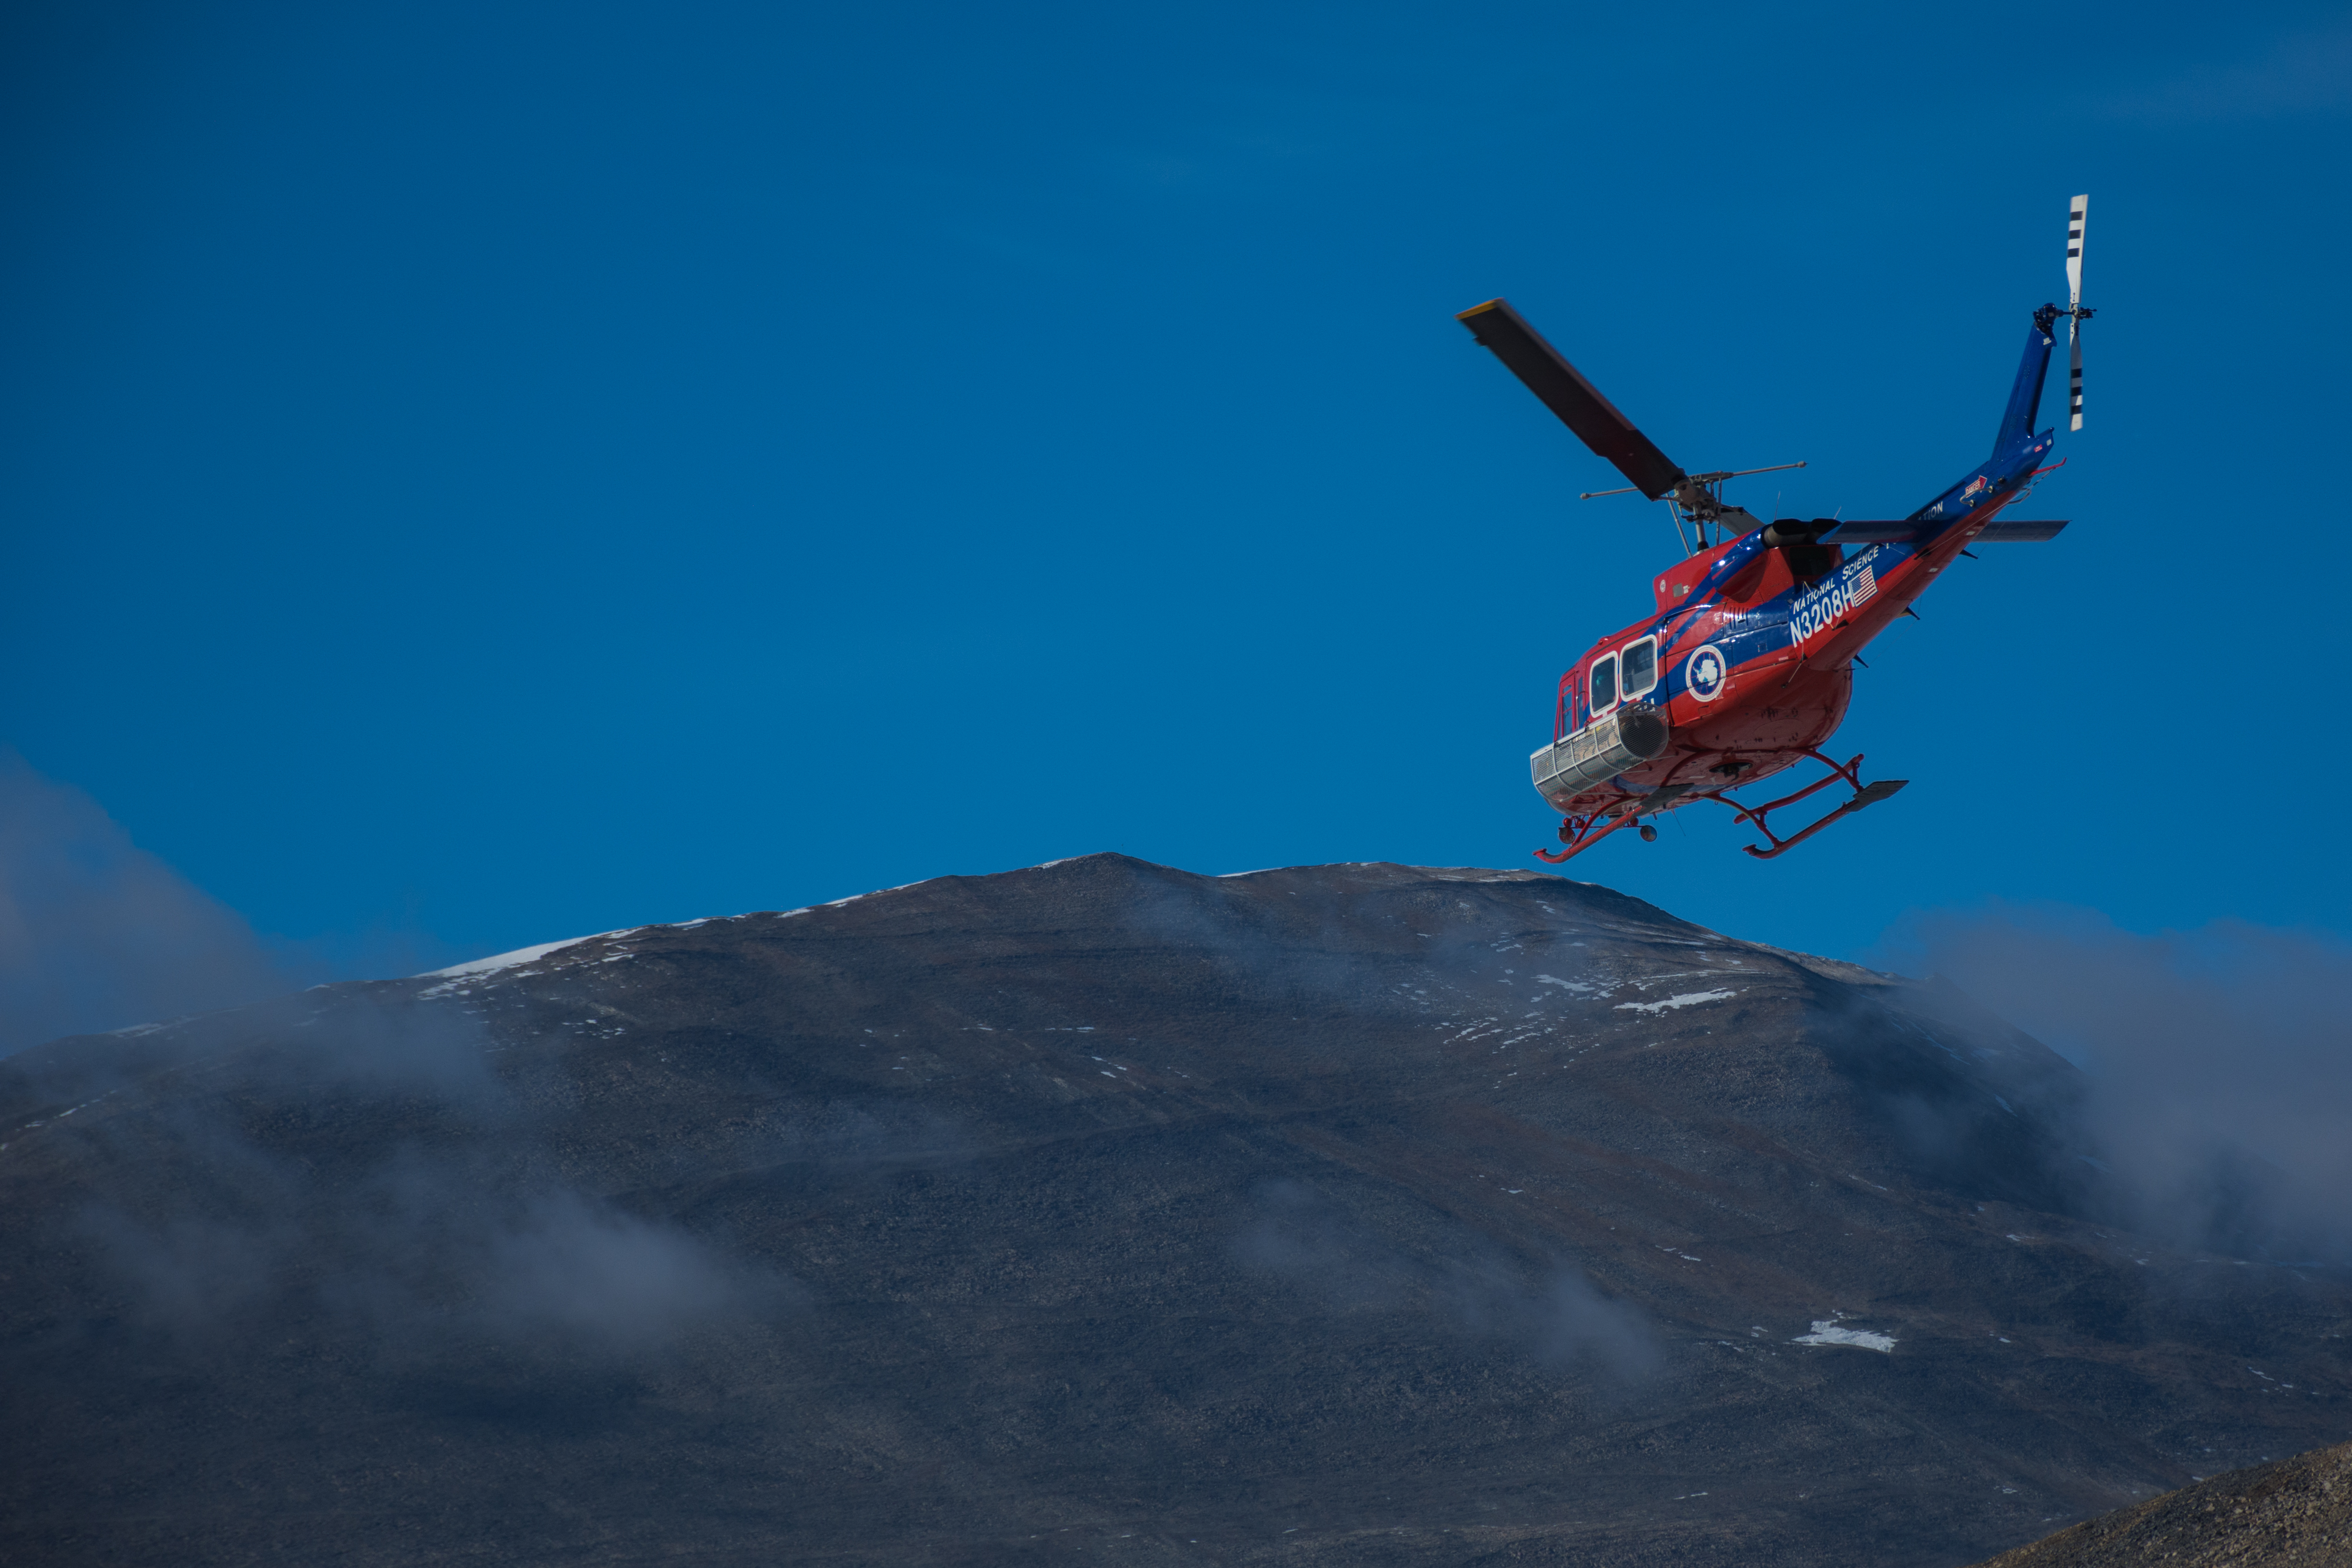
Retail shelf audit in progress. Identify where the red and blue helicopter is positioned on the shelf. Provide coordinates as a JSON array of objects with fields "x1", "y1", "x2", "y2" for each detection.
[{"x1": 1462, "y1": 196, "x2": 2093, "y2": 862}]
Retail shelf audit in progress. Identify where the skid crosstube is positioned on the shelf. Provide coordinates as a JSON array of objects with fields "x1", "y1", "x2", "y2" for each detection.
[{"x1": 1703, "y1": 750, "x2": 1907, "y2": 860}]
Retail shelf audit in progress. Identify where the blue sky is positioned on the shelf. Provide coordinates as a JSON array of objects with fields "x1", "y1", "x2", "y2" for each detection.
[{"x1": 4, "y1": 0, "x2": 2348, "y2": 996}]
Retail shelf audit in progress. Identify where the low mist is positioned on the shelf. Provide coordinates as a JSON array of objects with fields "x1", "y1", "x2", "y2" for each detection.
[
  {"x1": 1886, "y1": 901, "x2": 2352, "y2": 1262},
  {"x1": 0, "y1": 752, "x2": 460, "y2": 1055},
  {"x1": 0, "y1": 751, "x2": 292, "y2": 1054},
  {"x1": 62, "y1": 994, "x2": 791, "y2": 1364},
  {"x1": 1237, "y1": 1178, "x2": 1658, "y2": 1383}
]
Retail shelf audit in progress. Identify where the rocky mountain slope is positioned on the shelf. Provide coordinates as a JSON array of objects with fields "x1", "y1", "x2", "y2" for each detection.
[
  {"x1": 1969, "y1": 1437, "x2": 2352, "y2": 1566},
  {"x1": 4, "y1": 856, "x2": 2347, "y2": 1566}
]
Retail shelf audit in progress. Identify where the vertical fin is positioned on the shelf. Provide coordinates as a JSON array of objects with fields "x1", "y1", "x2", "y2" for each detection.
[{"x1": 1993, "y1": 311, "x2": 2057, "y2": 456}]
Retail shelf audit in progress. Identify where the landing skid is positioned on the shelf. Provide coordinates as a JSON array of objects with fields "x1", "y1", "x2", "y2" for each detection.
[
  {"x1": 1535, "y1": 753, "x2": 1906, "y2": 864},
  {"x1": 1702, "y1": 749, "x2": 1907, "y2": 860}
]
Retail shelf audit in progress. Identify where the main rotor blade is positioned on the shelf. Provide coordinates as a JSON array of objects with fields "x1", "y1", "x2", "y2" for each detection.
[{"x1": 1456, "y1": 299, "x2": 1685, "y2": 500}]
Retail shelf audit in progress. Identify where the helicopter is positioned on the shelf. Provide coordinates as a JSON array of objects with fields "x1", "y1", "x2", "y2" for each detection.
[{"x1": 1462, "y1": 196, "x2": 2093, "y2": 862}]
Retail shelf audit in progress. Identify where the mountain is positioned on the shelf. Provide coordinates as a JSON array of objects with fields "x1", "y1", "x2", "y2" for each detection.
[
  {"x1": 4, "y1": 855, "x2": 2347, "y2": 1567},
  {"x1": 1967, "y1": 1437, "x2": 2352, "y2": 1566}
]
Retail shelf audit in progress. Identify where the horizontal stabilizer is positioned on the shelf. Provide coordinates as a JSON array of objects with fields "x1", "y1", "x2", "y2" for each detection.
[
  {"x1": 1816, "y1": 520, "x2": 1916, "y2": 543},
  {"x1": 1976, "y1": 518, "x2": 2067, "y2": 541},
  {"x1": 1816, "y1": 519, "x2": 2068, "y2": 544}
]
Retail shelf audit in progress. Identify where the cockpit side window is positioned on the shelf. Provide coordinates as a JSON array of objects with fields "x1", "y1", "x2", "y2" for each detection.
[
  {"x1": 1589, "y1": 653, "x2": 1618, "y2": 715},
  {"x1": 1621, "y1": 637, "x2": 1657, "y2": 699}
]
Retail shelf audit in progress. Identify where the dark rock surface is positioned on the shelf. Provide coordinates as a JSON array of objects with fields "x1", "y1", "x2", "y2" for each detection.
[
  {"x1": 3, "y1": 855, "x2": 2347, "y2": 1566},
  {"x1": 1969, "y1": 1437, "x2": 2352, "y2": 1566}
]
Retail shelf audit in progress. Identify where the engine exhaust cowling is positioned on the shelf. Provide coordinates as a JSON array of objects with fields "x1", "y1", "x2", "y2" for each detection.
[{"x1": 1529, "y1": 703, "x2": 1671, "y2": 811}]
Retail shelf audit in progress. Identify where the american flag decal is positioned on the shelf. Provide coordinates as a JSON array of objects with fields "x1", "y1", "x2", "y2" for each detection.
[{"x1": 1848, "y1": 562, "x2": 1877, "y2": 608}]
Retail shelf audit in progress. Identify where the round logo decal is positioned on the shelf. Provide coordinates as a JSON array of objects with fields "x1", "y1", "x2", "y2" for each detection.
[{"x1": 1685, "y1": 644, "x2": 1729, "y2": 703}]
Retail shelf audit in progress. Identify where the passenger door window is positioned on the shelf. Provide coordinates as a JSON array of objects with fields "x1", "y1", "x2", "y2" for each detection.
[
  {"x1": 1621, "y1": 637, "x2": 1657, "y2": 700},
  {"x1": 1589, "y1": 653, "x2": 1618, "y2": 716}
]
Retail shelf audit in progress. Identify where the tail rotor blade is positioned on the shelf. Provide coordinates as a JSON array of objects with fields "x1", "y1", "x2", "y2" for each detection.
[
  {"x1": 1455, "y1": 299, "x2": 1686, "y2": 500},
  {"x1": 2066, "y1": 193, "x2": 2087, "y2": 430},
  {"x1": 2066, "y1": 193, "x2": 2086, "y2": 310},
  {"x1": 2068, "y1": 318, "x2": 2084, "y2": 432}
]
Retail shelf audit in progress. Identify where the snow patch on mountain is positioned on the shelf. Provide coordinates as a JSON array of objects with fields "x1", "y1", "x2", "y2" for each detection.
[
  {"x1": 420, "y1": 935, "x2": 623, "y2": 982},
  {"x1": 1793, "y1": 1316, "x2": 1896, "y2": 1353},
  {"x1": 1615, "y1": 988, "x2": 1738, "y2": 1015}
]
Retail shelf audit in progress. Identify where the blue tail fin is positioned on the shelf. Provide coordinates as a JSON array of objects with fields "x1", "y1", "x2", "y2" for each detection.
[{"x1": 1992, "y1": 307, "x2": 2059, "y2": 456}]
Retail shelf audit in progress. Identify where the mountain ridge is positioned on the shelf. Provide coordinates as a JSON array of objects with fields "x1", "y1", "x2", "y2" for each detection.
[
  {"x1": 1968, "y1": 1437, "x2": 2352, "y2": 1566},
  {"x1": 5, "y1": 854, "x2": 2347, "y2": 1566}
]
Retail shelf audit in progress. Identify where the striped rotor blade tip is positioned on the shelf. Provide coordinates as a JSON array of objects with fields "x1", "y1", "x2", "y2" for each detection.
[
  {"x1": 2068, "y1": 329, "x2": 2083, "y2": 432},
  {"x1": 2066, "y1": 194, "x2": 2087, "y2": 307}
]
